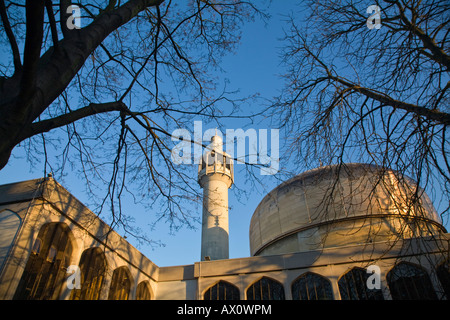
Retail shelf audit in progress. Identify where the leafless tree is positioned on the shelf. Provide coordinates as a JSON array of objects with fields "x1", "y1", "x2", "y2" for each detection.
[
  {"x1": 272, "y1": 0, "x2": 449, "y2": 222},
  {"x1": 0, "y1": 0, "x2": 266, "y2": 242},
  {"x1": 270, "y1": 0, "x2": 449, "y2": 291}
]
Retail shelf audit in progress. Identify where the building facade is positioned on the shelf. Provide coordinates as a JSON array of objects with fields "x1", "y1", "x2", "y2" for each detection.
[{"x1": 0, "y1": 163, "x2": 449, "y2": 300}]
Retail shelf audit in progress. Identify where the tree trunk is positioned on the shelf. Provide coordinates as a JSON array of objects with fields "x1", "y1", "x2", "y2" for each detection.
[{"x1": 0, "y1": 0, "x2": 164, "y2": 169}]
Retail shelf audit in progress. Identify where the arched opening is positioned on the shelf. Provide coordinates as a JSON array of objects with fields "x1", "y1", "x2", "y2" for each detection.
[
  {"x1": 108, "y1": 266, "x2": 132, "y2": 300},
  {"x1": 13, "y1": 222, "x2": 74, "y2": 300},
  {"x1": 387, "y1": 262, "x2": 437, "y2": 300},
  {"x1": 70, "y1": 247, "x2": 107, "y2": 300},
  {"x1": 436, "y1": 259, "x2": 450, "y2": 299},
  {"x1": 0, "y1": 210, "x2": 21, "y2": 271},
  {"x1": 291, "y1": 272, "x2": 333, "y2": 300},
  {"x1": 246, "y1": 276, "x2": 285, "y2": 300},
  {"x1": 204, "y1": 280, "x2": 240, "y2": 300},
  {"x1": 136, "y1": 281, "x2": 152, "y2": 300},
  {"x1": 338, "y1": 267, "x2": 384, "y2": 300}
]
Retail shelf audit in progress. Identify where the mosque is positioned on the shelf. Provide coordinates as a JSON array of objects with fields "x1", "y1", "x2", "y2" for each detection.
[{"x1": 0, "y1": 134, "x2": 449, "y2": 300}]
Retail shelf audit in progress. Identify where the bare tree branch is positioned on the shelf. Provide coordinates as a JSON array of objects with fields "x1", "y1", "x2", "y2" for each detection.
[{"x1": 0, "y1": 0, "x2": 21, "y2": 70}]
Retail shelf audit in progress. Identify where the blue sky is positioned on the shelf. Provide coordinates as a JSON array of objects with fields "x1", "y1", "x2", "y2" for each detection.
[
  {"x1": 0, "y1": 1, "x2": 301, "y2": 267},
  {"x1": 1, "y1": 1, "x2": 448, "y2": 267},
  {"x1": 129, "y1": 1, "x2": 302, "y2": 266}
]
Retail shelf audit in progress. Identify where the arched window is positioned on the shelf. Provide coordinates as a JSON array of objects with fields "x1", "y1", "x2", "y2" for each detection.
[
  {"x1": 0, "y1": 210, "x2": 21, "y2": 271},
  {"x1": 14, "y1": 223, "x2": 74, "y2": 300},
  {"x1": 291, "y1": 272, "x2": 333, "y2": 300},
  {"x1": 108, "y1": 266, "x2": 132, "y2": 300},
  {"x1": 70, "y1": 247, "x2": 107, "y2": 300},
  {"x1": 204, "y1": 280, "x2": 240, "y2": 300},
  {"x1": 387, "y1": 262, "x2": 437, "y2": 300},
  {"x1": 436, "y1": 259, "x2": 450, "y2": 299},
  {"x1": 136, "y1": 281, "x2": 152, "y2": 300},
  {"x1": 246, "y1": 277, "x2": 285, "y2": 300},
  {"x1": 338, "y1": 267, "x2": 384, "y2": 300}
]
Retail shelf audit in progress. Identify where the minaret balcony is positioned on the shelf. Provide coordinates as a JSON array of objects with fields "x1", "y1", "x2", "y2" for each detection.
[{"x1": 198, "y1": 151, "x2": 234, "y2": 183}]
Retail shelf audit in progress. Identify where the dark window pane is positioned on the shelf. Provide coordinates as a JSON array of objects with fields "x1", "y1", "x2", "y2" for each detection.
[
  {"x1": 247, "y1": 277, "x2": 285, "y2": 300},
  {"x1": 70, "y1": 247, "x2": 107, "y2": 300},
  {"x1": 136, "y1": 281, "x2": 151, "y2": 300},
  {"x1": 292, "y1": 272, "x2": 333, "y2": 300},
  {"x1": 338, "y1": 268, "x2": 384, "y2": 300},
  {"x1": 14, "y1": 223, "x2": 73, "y2": 300},
  {"x1": 436, "y1": 260, "x2": 450, "y2": 299},
  {"x1": 387, "y1": 262, "x2": 437, "y2": 300},
  {"x1": 204, "y1": 281, "x2": 239, "y2": 300},
  {"x1": 108, "y1": 266, "x2": 131, "y2": 300}
]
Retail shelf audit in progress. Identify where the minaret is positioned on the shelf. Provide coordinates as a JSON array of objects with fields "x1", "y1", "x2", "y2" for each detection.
[{"x1": 198, "y1": 133, "x2": 234, "y2": 261}]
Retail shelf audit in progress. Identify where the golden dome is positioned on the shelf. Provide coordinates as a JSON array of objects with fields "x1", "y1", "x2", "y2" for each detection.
[{"x1": 249, "y1": 163, "x2": 444, "y2": 256}]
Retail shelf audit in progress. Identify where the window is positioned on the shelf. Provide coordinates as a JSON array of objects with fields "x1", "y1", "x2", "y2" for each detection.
[
  {"x1": 338, "y1": 267, "x2": 384, "y2": 300},
  {"x1": 108, "y1": 266, "x2": 132, "y2": 300},
  {"x1": 70, "y1": 247, "x2": 107, "y2": 300},
  {"x1": 0, "y1": 210, "x2": 22, "y2": 271},
  {"x1": 387, "y1": 262, "x2": 437, "y2": 300},
  {"x1": 246, "y1": 277, "x2": 285, "y2": 300},
  {"x1": 204, "y1": 281, "x2": 240, "y2": 300},
  {"x1": 136, "y1": 281, "x2": 152, "y2": 300},
  {"x1": 47, "y1": 246, "x2": 57, "y2": 263},
  {"x1": 31, "y1": 238, "x2": 41, "y2": 255},
  {"x1": 14, "y1": 223, "x2": 74, "y2": 300},
  {"x1": 436, "y1": 260, "x2": 450, "y2": 299},
  {"x1": 226, "y1": 160, "x2": 231, "y2": 171},
  {"x1": 291, "y1": 272, "x2": 333, "y2": 300}
]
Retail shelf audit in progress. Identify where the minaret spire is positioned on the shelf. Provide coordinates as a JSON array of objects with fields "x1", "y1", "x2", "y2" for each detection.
[{"x1": 198, "y1": 133, "x2": 234, "y2": 261}]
